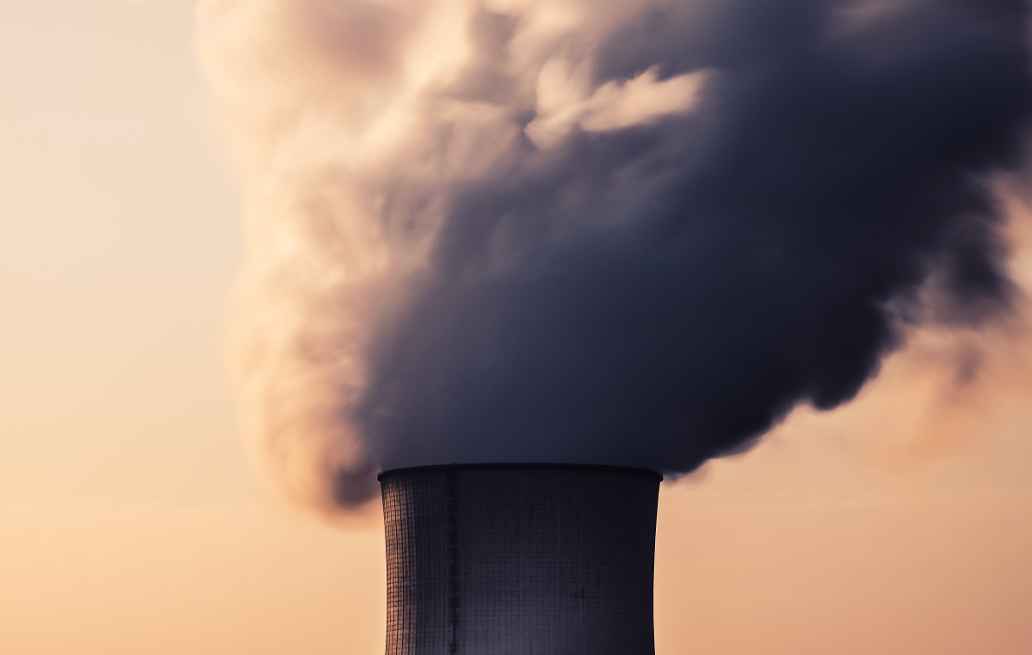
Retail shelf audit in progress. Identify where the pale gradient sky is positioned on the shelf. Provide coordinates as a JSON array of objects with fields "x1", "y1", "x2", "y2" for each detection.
[{"x1": 2, "y1": 3, "x2": 1030, "y2": 654}]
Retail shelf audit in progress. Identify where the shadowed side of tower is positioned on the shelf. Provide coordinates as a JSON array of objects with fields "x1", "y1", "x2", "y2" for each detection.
[{"x1": 380, "y1": 465, "x2": 661, "y2": 655}]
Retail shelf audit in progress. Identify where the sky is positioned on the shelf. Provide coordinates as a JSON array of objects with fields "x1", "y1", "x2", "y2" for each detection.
[{"x1": 2, "y1": 3, "x2": 1031, "y2": 654}]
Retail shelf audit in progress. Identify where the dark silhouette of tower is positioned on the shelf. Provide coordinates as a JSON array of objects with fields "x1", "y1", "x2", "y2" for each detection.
[{"x1": 380, "y1": 464, "x2": 661, "y2": 654}]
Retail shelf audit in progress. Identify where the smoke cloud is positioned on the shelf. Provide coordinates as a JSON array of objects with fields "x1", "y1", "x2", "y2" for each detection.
[{"x1": 197, "y1": 0, "x2": 1032, "y2": 512}]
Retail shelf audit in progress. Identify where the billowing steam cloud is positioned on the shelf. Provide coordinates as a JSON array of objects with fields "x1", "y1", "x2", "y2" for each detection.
[{"x1": 197, "y1": 0, "x2": 1032, "y2": 512}]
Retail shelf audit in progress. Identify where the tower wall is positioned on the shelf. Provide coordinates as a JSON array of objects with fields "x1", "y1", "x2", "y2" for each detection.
[{"x1": 380, "y1": 465, "x2": 661, "y2": 654}]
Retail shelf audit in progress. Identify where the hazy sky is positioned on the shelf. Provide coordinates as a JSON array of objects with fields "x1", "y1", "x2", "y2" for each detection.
[{"x1": 2, "y1": 3, "x2": 1030, "y2": 654}]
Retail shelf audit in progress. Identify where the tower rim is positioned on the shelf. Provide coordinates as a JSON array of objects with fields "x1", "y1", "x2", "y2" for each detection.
[{"x1": 377, "y1": 462, "x2": 663, "y2": 482}]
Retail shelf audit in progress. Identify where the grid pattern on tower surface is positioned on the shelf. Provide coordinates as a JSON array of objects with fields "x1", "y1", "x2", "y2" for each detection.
[
  {"x1": 382, "y1": 472, "x2": 452, "y2": 655},
  {"x1": 381, "y1": 466, "x2": 660, "y2": 655},
  {"x1": 454, "y1": 469, "x2": 658, "y2": 653}
]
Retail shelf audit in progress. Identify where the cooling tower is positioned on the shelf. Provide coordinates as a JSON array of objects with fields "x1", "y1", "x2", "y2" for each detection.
[{"x1": 379, "y1": 464, "x2": 661, "y2": 655}]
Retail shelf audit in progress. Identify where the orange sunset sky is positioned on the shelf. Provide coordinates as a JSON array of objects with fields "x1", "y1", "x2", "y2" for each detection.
[{"x1": 3, "y1": 3, "x2": 1031, "y2": 654}]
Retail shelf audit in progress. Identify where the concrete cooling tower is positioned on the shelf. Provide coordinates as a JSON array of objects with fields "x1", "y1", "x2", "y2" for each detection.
[{"x1": 379, "y1": 464, "x2": 662, "y2": 654}]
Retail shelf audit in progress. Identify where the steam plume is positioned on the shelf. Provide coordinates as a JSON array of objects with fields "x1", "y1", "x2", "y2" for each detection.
[{"x1": 197, "y1": 0, "x2": 1032, "y2": 512}]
